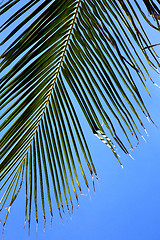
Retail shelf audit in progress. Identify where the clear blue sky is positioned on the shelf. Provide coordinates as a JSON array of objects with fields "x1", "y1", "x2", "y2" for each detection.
[{"x1": 1, "y1": 1, "x2": 160, "y2": 240}]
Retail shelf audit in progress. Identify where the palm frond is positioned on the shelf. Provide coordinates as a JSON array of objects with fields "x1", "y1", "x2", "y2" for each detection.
[{"x1": 1, "y1": 0, "x2": 160, "y2": 228}]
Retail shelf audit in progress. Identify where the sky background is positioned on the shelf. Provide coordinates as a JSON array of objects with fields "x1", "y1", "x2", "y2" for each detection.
[{"x1": 1, "y1": 1, "x2": 160, "y2": 240}]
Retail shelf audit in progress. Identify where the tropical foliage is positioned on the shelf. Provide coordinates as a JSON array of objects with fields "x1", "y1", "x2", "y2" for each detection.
[{"x1": 1, "y1": 0, "x2": 160, "y2": 229}]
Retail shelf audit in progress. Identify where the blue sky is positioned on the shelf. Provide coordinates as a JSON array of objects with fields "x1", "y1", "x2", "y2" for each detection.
[{"x1": 1, "y1": 1, "x2": 160, "y2": 240}]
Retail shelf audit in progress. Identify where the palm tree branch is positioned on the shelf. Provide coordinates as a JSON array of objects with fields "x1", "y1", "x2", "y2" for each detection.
[{"x1": 1, "y1": 0, "x2": 160, "y2": 226}]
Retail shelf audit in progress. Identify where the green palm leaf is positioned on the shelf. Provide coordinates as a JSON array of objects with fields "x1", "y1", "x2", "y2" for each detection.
[{"x1": 1, "y1": 0, "x2": 160, "y2": 228}]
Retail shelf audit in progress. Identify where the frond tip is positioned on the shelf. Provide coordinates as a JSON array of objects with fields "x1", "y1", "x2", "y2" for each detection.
[{"x1": 1, "y1": 0, "x2": 160, "y2": 228}]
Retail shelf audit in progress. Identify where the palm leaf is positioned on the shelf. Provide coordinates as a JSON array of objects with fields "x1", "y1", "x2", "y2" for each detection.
[{"x1": 1, "y1": 0, "x2": 160, "y2": 228}]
